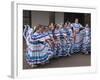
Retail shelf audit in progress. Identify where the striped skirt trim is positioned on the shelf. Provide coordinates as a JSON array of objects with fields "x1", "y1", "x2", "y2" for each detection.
[{"x1": 26, "y1": 52, "x2": 51, "y2": 64}]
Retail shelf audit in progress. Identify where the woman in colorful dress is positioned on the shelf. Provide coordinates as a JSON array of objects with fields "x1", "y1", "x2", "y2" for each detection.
[
  {"x1": 48, "y1": 23, "x2": 56, "y2": 56},
  {"x1": 23, "y1": 25, "x2": 53, "y2": 67},
  {"x1": 60, "y1": 22, "x2": 71, "y2": 56},
  {"x1": 42, "y1": 26, "x2": 54, "y2": 59},
  {"x1": 81, "y1": 24, "x2": 91, "y2": 54},
  {"x1": 53, "y1": 24, "x2": 62, "y2": 57},
  {"x1": 65, "y1": 22, "x2": 74, "y2": 55},
  {"x1": 71, "y1": 18, "x2": 83, "y2": 53}
]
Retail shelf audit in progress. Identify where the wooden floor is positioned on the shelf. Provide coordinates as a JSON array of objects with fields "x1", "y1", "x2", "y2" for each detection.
[{"x1": 23, "y1": 53, "x2": 91, "y2": 69}]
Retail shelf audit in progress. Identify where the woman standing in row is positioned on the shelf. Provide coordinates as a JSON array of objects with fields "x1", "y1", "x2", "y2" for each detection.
[{"x1": 24, "y1": 25, "x2": 53, "y2": 67}]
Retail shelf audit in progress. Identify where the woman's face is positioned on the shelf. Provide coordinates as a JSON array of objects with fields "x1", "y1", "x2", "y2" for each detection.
[
  {"x1": 51, "y1": 23, "x2": 54, "y2": 26},
  {"x1": 56, "y1": 24, "x2": 60, "y2": 29},
  {"x1": 65, "y1": 23, "x2": 67, "y2": 26},
  {"x1": 64, "y1": 23, "x2": 68, "y2": 27},
  {"x1": 75, "y1": 19, "x2": 79, "y2": 23},
  {"x1": 64, "y1": 23, "x2": 67, "y2": 28},
  {"x1": 49, "y1": 25, "x2": 54, "y2": 30},
  {"x1": 68, "y1": 23, "x2": 71, "y2": 27},
  {"x1": 38, "y1": 26, "x2": 44, "y2": 33}
]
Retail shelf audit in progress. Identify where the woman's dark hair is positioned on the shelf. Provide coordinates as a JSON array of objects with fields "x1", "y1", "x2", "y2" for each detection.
[
  {"x1": 71, "y1": 27, "x2": 74, "y2": 32},
  {"x1": 33, "y1": 24, "x2": 44, "y2": 33},
  {"x1": 48, "y1": 22, "x2": 54, "y2": 26},
  {"x1": 79, "y1": 27, "x2": 85, "y2": 31},
  {"x1": 36, "y1": 24, "x2": 44, "y2": 30}
]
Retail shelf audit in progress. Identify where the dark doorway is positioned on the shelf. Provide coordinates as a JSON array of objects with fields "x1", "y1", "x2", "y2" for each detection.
[
  {"x1": 64, "y1": 13, "x2": 91, "y2": 27},
  {"x1": 23, "y1": 10, "x2": 32, "y2": 27}
]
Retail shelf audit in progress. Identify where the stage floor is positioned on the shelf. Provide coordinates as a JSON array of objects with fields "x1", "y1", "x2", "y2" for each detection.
[{"x1": 23, "y1": 53, "x2": 91, "y2": 69}]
